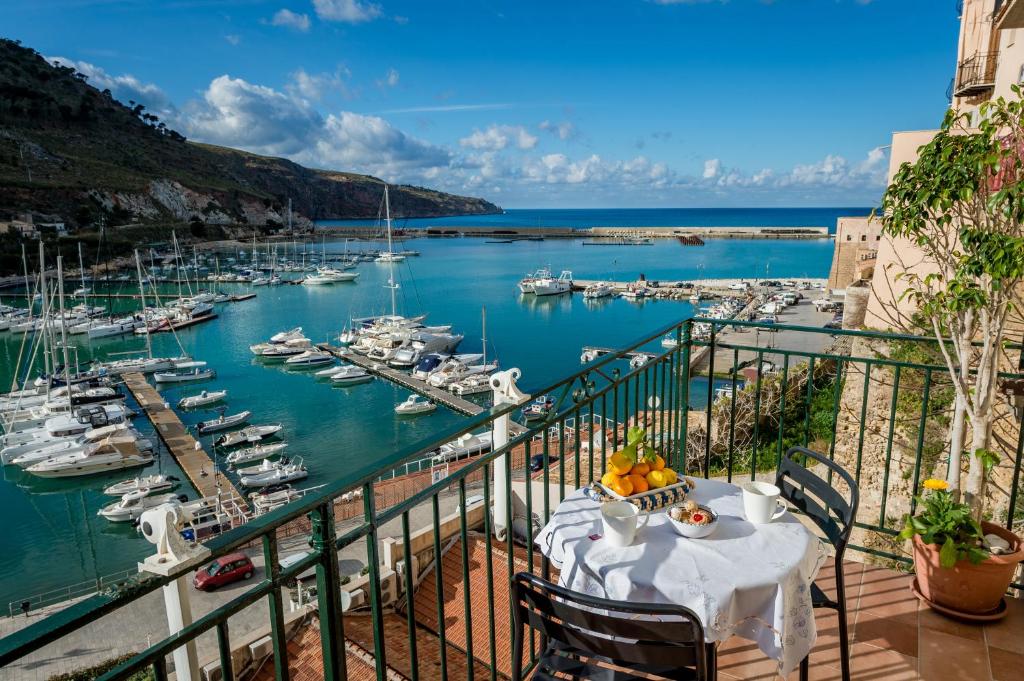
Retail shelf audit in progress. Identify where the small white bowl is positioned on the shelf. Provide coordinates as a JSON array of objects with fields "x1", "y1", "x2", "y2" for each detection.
[{"x1": 667, "y1": 505, "x2": 719, "y2": 539}]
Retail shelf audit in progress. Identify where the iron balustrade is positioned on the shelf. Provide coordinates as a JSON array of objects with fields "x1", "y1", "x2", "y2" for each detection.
[
  {"x1": 954, "y1": 50, "x2": 1000, "y2": 98},
  {"x1": 0, "y1": 318, "x2": 1022, "y2": 680}
]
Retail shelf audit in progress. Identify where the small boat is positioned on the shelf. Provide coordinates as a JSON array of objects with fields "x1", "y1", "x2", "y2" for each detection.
[
  {"x1": 629, "y1": 354, "x2": 650, "y2": 369},
  {"x1": 532, "y1": 270, "x2": 573, "y2": 296},
  {"x1": 154, "y1": 367, "x2": 216, "y2": 384},
  {"x1": 178, "y1": 390, "x2": 227, "y2": 409},
  {"x1": 98, "y1": 491, "x2": 187, "y2": 523},
  {"x1": 196, "y1": 410, "x2": 252, "y2": 434},
  {"x1": 284, "y1": 350, "x2": 334, "y2": 367},
  {"x1": 661, "y1": 335, "x2": 679, "y2": 349},
  {"x1": 251, "y1": 485, "x2": 303, "y2": 515},
  {"x1": 518, "y1": 267, "x2": 551, "y2": 294},
  {"x1": 394, "y1": 394, "x2": 436, "y2": 416},
  {"x1": 270, "y1": 327, "x2": 304, "y2": 344},
  {"x1": 314, "y1": 365, "x2": 345, "y2": 378},
  {"x1": 522, "y1": 395, "x2": 554, "y2": 422},
  {"x1": 258, "y1": 338, "x2": 312, "y2": 361},
  {"x1": 225, "y1": 442, "x2": 289, "y2": 466},
  {"x1": 239, "y1": 458, "x2": 308, "y2": 488},
  {"x1": 216, "y1": 424, "x2": 283, "y2": 447},
  {"x1": 103, "y1": 473, "x2": 180, "y2": 496},
  {"x1": 583, "y1": 282, "x2": 613, "y2": 299},
  {"x1": 331, "y1": 366, "x2": 373, "y2": 386}
]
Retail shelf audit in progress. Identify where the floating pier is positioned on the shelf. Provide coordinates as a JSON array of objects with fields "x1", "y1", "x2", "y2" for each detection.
[{"x1": 121, "y1": 372, "x2": 249, "y2": 510}]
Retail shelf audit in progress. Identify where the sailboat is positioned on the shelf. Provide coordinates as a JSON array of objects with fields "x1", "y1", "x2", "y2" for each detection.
[{"x1": 375, "y1": 186, "x2": 405, "y2": 263}]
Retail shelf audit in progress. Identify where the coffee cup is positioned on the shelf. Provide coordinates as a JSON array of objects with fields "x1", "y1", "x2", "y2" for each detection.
[
  {"x1": 742, "y1": 481, "x2": 787, "y2": 524},
  {"x1": 601, "y1": 501, "x2": 649, "y2": 547}
]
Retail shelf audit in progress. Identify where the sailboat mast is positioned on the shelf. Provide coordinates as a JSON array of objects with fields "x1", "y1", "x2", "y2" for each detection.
[
  {"x1": 384, "y1": 185, "x2": 394, "y2": 256},
  {"x1": 77, "y1": 241, "x2": 86, "y2": 301},
  {"x1": 134, "y1": 250, "x2": 153, "y2": 358},
  {"x1": 56, "y1": 256, "x2": 72, "y2": 385},
  {"x1": 37, "y1": 242, "x2": 50, "y2": 395},
  {"x1": 21, "y1": 243, "x2": 31, "y2": 321},
  {"x1": 482, "y1": 306, "x2": 487, "y2": 365}
]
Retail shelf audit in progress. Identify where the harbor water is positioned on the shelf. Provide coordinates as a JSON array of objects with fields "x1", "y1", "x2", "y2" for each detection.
[{"x1": 0, "y1": 222, "x2": 846, "y2": 608}]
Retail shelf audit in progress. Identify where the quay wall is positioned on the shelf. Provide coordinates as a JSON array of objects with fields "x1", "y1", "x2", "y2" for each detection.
[{"x1": 315, "y1": 225, "x2": 832, "y2": 240}]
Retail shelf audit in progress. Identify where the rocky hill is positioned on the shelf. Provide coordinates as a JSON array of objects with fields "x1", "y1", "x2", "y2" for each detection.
[{"x1": 0, "y1": 38, "x2": 500, "y2": 230}]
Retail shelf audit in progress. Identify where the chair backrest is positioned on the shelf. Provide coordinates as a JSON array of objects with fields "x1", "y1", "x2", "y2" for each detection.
[
  {"x1": 511, "y1": 572, "x2": 707, "y2": 680},
  {"x1": 775, "y1": 446, "x2": 860, "y2": 553}
]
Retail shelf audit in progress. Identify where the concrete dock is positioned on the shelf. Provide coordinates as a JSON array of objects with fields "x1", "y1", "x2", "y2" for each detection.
[{"x1": 121, "y1": 373, "x2": 249, "y2": 510}]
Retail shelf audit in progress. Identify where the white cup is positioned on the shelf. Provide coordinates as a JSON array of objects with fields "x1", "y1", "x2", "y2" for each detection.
[
  {"x1": 742, "y1": 481, "x2": 787, "y2": 524},
  {"x1": 601, "y1": 501, "x2": 649, "y2": 547}
]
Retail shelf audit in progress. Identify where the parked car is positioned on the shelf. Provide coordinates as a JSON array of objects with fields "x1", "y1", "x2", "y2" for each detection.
[
  {"x1": 530, "y1": 453, "x2": 561, "y2": 471},
  {"x1": 728, "y1": 282, "x2": 750, "y2": 291},
  {"x1": 193, "y1": 552, "x2": 255, "y2": 591}
]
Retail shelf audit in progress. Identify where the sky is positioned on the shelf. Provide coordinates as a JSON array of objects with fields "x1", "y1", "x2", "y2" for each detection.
[{"x1": 2, "y1": 0, "x2": 959, "y2": 208}]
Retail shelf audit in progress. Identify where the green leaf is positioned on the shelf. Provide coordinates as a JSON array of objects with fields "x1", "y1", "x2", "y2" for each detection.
[
  {"x1": 626, "y1": 427, "x2": 646, "y2": 446},
  {"x1": 939, "y1": 537, "x2": 959, "y2": 569},
  {"x1": 620, "y1": 443, "x2": 638, "y2": 465}
]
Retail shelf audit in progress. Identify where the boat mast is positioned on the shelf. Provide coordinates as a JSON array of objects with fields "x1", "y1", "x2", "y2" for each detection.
[
  {"x1": 21, "y1": 243, "x2": 31, "y2": 321},
  {"x1": 77, "y1": 241, "x2": 86, "y2": 302},
  {"x1": 384, "y1": 185, "x2": 394, "y2": 256},
  {"x1": 134, "y1": 250, "x2": 153, "y2": 359},
  {"x1": 482, "y1": 306, "x2": 487, "y2": 365},
  {"x1": 37, "y1": 241, "x2": 50, "y2": 398},
  {"x1": 56, "y1": 255, "x2": 72, "y2": 387}
]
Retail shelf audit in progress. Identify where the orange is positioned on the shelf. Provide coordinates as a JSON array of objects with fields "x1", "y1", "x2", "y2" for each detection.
[
  {"x1": 631, "y1": 461, "x2": 651, "y2": 476},
  {"x1": 608, "y1": 452, "x2": 633, "y2": 476},
  {"x1": 610, "y1": 477, "x2": 634, "y2": 497},
  {"x1": 627, "y1": 473, "x2": 649, "y2": 493},
  {"x1": 646, "y1": 470, "x2": 667, "y2": 489},
  {"x1": 651, "y1": 454, "x2": 666, "y2": 471},
  {"x1": 600, "y1": 472, "x2": 620, "y2": 488}
]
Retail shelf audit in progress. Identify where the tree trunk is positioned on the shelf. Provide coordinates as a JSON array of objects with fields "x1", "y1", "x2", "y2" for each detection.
[
  {"x1": 946, "y1": 392, "x2": 968, "y2": 493},
  {"x1": 964, "y1": 410, "x2": 992, "y2": 513}
]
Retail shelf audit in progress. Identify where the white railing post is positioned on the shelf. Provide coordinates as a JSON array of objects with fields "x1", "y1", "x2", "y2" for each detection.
[{"x1": 489, "y1": 369, "x2": 528, "y2": 540}]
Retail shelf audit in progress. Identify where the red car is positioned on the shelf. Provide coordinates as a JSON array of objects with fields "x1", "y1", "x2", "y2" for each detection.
[{"x1": 193, "y1": 552, "x2": 255, "y2": 591}]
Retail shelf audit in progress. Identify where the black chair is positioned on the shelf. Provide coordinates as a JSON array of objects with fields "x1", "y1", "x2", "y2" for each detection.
[
  {"x1": 775, "y1": 446, "x2": 860, "y2": 681},
  {"x1": 510, "y1": 571, "x2": 715, "y2": 680}
]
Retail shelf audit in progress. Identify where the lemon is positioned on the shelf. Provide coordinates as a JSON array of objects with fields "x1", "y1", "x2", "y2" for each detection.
[
  {"x1": 608, "y1": 452, "x2": 633, "y2": 476},
  {"x1": 646, "y1": 470, "x2": 667, "y2": 489},
  {"x1": 601, "y1": 472, "x2": 620, "y2": 488},
  {"x1": 663, "y1": 468, "x2": 678, "y2": 485}
]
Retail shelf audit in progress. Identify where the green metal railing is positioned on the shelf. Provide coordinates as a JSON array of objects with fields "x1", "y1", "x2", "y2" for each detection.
[{"x1": 1, "y1": 318, "x2": 1022, "y2": 680}]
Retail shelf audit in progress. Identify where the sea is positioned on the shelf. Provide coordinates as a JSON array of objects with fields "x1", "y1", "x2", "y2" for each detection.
[{"x1": 0, "y1": 207, "x2": 868, "y2": 608}]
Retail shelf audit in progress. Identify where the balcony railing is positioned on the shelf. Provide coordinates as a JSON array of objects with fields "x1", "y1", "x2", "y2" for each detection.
[
  {"x1": 1, "y1": 318, "x2": 1022, "y2": 680},
  {"x1": 954, "y1": 51, "x2": 1000, "y2": 98}
]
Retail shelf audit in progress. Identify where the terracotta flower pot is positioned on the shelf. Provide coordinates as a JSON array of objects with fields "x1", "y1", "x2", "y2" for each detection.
[{"x1": 912, "y1": 522, "x2": 1024, "y2": 614}]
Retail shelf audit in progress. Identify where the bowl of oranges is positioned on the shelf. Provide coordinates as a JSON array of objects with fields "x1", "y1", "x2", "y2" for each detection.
[{"x1": 599, "y1": 450, "x2": 682, "y2": 500}]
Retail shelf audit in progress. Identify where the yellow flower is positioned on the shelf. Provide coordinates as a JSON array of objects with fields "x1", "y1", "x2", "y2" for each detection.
[{"x1": 923, "y1": 479, "x2": 949, "y2": 491}]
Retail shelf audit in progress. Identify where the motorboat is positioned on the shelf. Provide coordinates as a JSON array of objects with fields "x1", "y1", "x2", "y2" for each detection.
[
  {"x1": 178, "y1": 390, "x2": 228, "y2": 409},
  {"x1": 250, "y1": 485, "x2": 303, "y2": 515},
  {"x1": 394, "y1": 394, "x2": 436, "y2": 416},
  {"x1": 26, "y1": 434, "x2": 155, "y2": 478},
  {"x1": 225, "y1": 442, "x2": 289, "y2": 467},
  {"x1": 532, "y1": 270, "x2": 573, "y2": 297},
  {"x1": 284, "y1": 350, "x2": 334, "y2": 367},
  {"x1": 427, "y1": 359, "x2": 498, "y2": 388},
  {"x1": 518, "y1": 267, "x2": 552, "y2": 294},
  {"x1": 583, "y1": 282, "x2": 614, "y2": 299},
  {"x1": 449, "y1": 374, "x2": 494, "y2": 396},
  {"x1": 629, "y1": 354, "x2": 650, "y2": 369},
  {"x1": 2, "y1": 387, "x2": 124, "y2": 431},
  {"x1": 6, "y1": 424, "x2": 137, "y2": 467},
  {"x1": 239, "y1": 458, "x2": 308, "y2": 488},
  {"x1": 257, "y1": 338, "x2": 312, "y2": 361},
  {"x1": 196, "y1": 410, "x2": 252, "y2": 435},
  {"x1": 97, "y1": 491, "x2": 186, "y2": 523},
  {"x1": 621, "y1": 286, "x2": 648, "y2": 300},
  {"x1": 331, "y1": 366, "x2": 373, "y2": 386},
  {"x1": 103, "y1": 473, "x2": 180, "y2": 496},
  {"x1": 314, "y1": 365, "x2": 345, "y2": 378},
  {"x1": 216, "y1": 424, "x2": 283, "y2": 447},
  {"x1": 521, "y1": 395, "x2": 554, "y2": 422},
  {"x1": 270, "y1": 327, "x2": 305, "y2": 344},
  {"x1": 432, "y1": 432, "x2": 493, "y2": 463},
  {"x1": 91, "y1": 355, "x2": 189, "y2": 376},
  {"x1": 661, "y1": 335, "x2": 679, "y2": 349},
  {"x1": 1, "y1": 404, "x2": 133, "y2": 449},
  {"x1": 411, "y1": 353, "x2": 481, "y2": 381},
  {"x1": 387, "y1": 332, "x2": 464, "y2": 369},
  {"x1": 154, "y1": 367, "x2": 216, "y2": 383}
]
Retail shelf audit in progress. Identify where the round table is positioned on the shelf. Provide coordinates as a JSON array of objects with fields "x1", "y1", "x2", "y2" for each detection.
[{"x1": 535, "y1": 478, "x2": 828, "y2": 676}]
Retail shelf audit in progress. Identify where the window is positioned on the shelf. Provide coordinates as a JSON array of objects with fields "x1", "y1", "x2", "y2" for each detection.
[
  {"x1": 846, "y1": 235, "x2": 852, "y2": 241},
  {"x1": 861, "y1": 235, "x2": 867, "y2": 241}
]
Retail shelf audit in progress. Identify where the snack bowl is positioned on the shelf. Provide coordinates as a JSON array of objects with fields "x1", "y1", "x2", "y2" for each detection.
[{"x1": 667, "y1": 503, "x2": 718, "y2": 539}]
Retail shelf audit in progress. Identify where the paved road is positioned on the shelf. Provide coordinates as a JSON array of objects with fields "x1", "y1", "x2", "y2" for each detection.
[{"x1": 0, "y1": 478, "x2": 486, "y2": 681}]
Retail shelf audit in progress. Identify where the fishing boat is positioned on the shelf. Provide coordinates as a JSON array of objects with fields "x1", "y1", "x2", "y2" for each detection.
[
  {"x1": 284, "y1": 350, "x2": 334, "y2": 367},
  {"x1": 153, "y1": 367, "x2": 216, "y2": 384},
  {"x1": 224, "y1": 442, "x2": 289, "y2": 466},
  {"x1": 97, "y1": 491, "x2": 187, "y2": 523},
  {"x1": 196, "y1": 410, "x2": 251, "y2": 435},
  {"x1": 533, "y1": 270, "x2": 574, "y2": 296},
  {"x1": 239, "y1": 458, "x2": 308, "y2": 488},
  {"x1": 522, "y1": 395, "x2": 554, "y2": 422},
  {"x1": 103, "y1": 473, "x2": 180, "y2": 496},
  {"x1": 178, "y1": 390, "x2": 228, "y2": 409},
  {"x1": 330, "y1": 366, "x2": 373, "y2": 386},
  {"x1": 518, "y1": 267, "x2": 551, "y2": 294},
  {"x1": 583, "y1": 282, "x2": 614, "y2": 299},
  {"x1": 215, "y1": 424, "x2": 283, "y2": 447},
  {"x1": 394, "y1": 394, "x2": 436, "y2": 416},
  {"x1": 26, "y1": 434, "x2": 155, "y2": 478}
]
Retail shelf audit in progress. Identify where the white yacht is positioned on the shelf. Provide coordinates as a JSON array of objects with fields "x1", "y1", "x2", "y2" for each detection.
[
  {"x1": 1, "y1": 404, "x2": 132, "y2": 449},
  {"x1": 411, "y1": 353, "x2": 481, "y2": 381},
  {"x1": 387, "y1": 332, "x2": 464, "y2": 369},
  {"x1": 26, "y1": 434, "x2": 155, "y2": 478},
  {"x1": 257, "y1": 338, "x2": 312, "y2": 361},
  {"x1": 394, "y1": 394, "x2": 437, "y2": 416},
  {"x1": 215, "y1": 424, "x2": 283, "y2": 447},
  {"x1": 153, "y1": 367, "x2": 216, "y2": 383},
  {"x1": 239, "y1": 458, "x2": 308, "y2": 488},
  {"x1": 331, "y1": 366, "x2": 373, "y2": 386},
  {"x1": 426, "y1": 357, "x2": 498, "y2": 388},
  {"x1": 583, "y1": 282, "x2": 614, "y2": 299},
  {"x1": 284, "y1": 350, "x2": 334, "y2": 367},
  {"x1": 225, "y1": 442, "x2": 289, "y2": 466},
  {"x1": 98, "y1": 491, "x2": 184, "y2": 523},
  {"x1": 5, "y1": 424, "x2": 135, "y2": 467},
  {"x1": 374, "y1": 186, "x2": 406, "y2": 262},
  {"x1": 178, "y1": 390, "x2": 227, "y2": 409},
  {"x1": 103, "y1": 473, "x2": 180, "y2": 496},
  {"x1": 196, "y1": 410, "x2": 251, "y2": 435},
  {"x1": 532, "y1": 270, "x2": 574, "y2": 296},
  {"x1": 271, "y1": 327, "x2": 304, "y2": 344},
  {"x1": 88, "y1": 317, "x2": 144, "y2": 339}
]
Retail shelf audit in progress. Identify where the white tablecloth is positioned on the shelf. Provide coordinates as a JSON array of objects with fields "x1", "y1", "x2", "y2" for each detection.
[{"x1": 536, "y1": 479, "x2": 828, "y2": 676}]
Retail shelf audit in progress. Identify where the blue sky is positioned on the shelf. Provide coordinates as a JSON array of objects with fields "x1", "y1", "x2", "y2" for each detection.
[{"x1": 4, "y1": 0, "x2": 958, "y2": 208}]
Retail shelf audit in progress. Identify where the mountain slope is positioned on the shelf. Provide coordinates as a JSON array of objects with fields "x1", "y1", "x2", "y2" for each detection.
[{"x1": 0, "y1": 38, "x2": 500, "y2": 228}]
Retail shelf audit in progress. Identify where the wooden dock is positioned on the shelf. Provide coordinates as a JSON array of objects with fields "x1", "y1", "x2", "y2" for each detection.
[{"x1": 122, "y1": 372, "x2": 249, "y2": 510}]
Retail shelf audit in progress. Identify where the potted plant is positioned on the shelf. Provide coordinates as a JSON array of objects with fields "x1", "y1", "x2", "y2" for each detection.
[{"x1": 900, "y1": 474, "x2": 1023, "y2": 617}]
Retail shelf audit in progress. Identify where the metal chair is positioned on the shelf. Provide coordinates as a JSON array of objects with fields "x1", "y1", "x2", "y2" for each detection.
[
  {"x1": 511, "y1": 571, "x2": 715, "y2": 680},
  {"x1": 775, "y1": 446, "x2": 860, "y2": 681}
]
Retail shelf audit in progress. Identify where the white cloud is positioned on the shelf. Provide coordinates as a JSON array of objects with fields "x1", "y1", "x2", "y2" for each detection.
[
  {"x1": 460, "y1": 124, "x2": 537, "y2": 151},
  {"x1": 313, "y1": 0, "x2": 382, "y2": 23},
  {"x1": 270, "y1": 9, "x2": 311, "y2": 32},
  {"x1": 224, "y1": 34, "x2": 241, "y2": 46},
  {"x1": 702, "y1": 158, "x2": 721, "y2": 179},
  {"x1": 46, "y1": 56, "x2": 174, "y2": 118},
  {"x1": 378, "y1": 67, "x2": 399, "y2": 88},
  {"x1": 311, "y1": 111, "x2": 450, "y2": 174},
  {"x1": 287, "y1": 67, "x2": 350, "y2": 101},
  {"x1": 539, "y1": 120, "x2": 576, "y2": 141}
]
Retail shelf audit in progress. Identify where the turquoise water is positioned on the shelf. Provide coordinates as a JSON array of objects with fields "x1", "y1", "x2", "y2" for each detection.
[
  {"x1": 0, "y1": 232, "x2": 836, "y2": 606},
  {"x1": 319, "y1": 206, "x2": 872, "y2": 231}
]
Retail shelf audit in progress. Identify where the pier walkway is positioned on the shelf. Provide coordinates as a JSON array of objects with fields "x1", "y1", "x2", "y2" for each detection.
[{"x1": 121, "y1": 373, "x2": 249, "y2": 510}]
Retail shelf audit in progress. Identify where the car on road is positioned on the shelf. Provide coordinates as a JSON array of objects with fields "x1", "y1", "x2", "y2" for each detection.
[
  {"x1": 193, "y1": 552, "x2": 255, "y2": 591},
  {"x1": 728, "y1": 282, "x2": 750, "y2": 291},
  {"x1": 530, "y1": 453, "x2": 561, "y2": 471}
]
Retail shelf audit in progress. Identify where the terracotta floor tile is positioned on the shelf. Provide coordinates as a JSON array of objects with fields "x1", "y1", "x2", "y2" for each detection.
[
  {"x1": 918, "y1": 628, "x2": 991, "y2": 681},
  {"x1": 856, "y1": 569, "x2": 918, "y2": 618},
  {"x1": 983, "y1": 597, "x2": 1024, "y2": 654},
  {"x1": 855, "y1": 610, "x2": 919, "y2": 658},
  {"x1": 917, "y1": 602, "x2": 984, "y2": 642},
  {"x1": 987, "y1": 645, "x2": 1024, "y2": 681},
  {"x1": 716, "y1": 636, "x2": 785, "y2": 680},
  {"x1": 846, "y1": 643, "x2": 920, "y2": 681}
]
